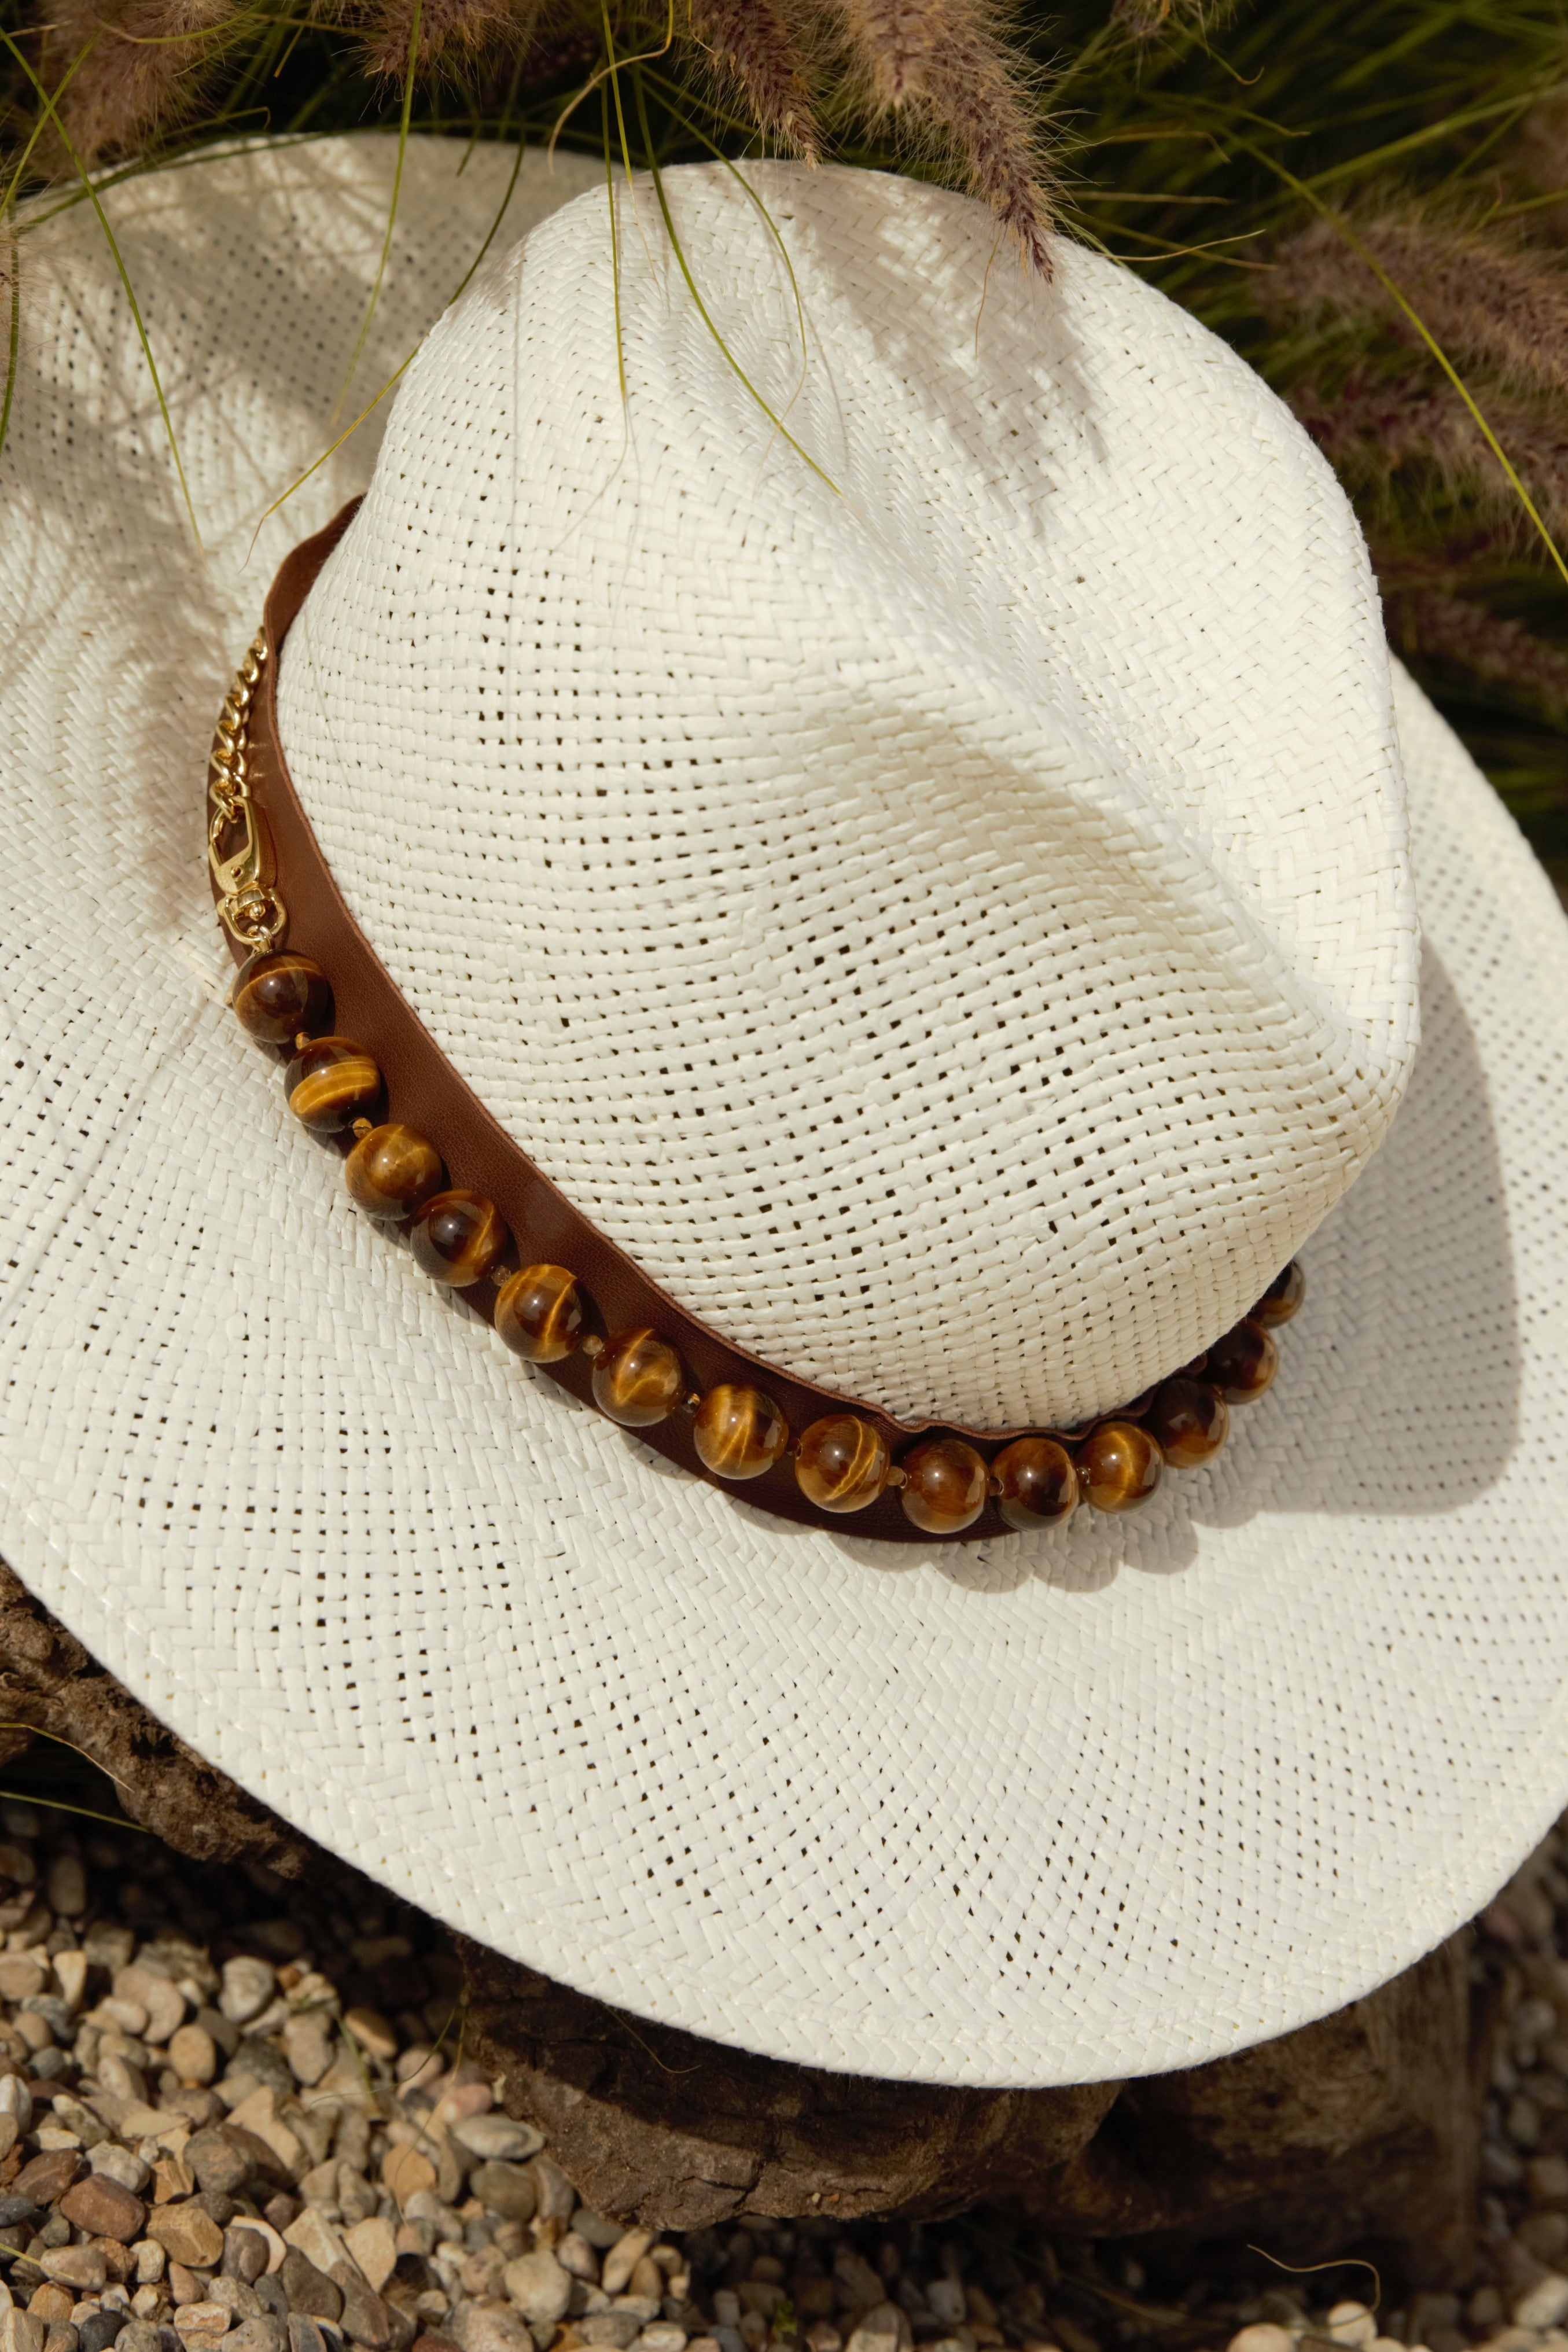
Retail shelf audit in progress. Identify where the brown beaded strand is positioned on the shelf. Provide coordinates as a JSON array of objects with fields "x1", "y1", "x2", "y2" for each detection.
[{"x1": 234, "y1": 893, "x2": 1308, "y2": 1530}]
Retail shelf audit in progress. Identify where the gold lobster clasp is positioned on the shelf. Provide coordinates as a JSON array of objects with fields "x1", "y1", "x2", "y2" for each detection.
[
  {"x1": 208, "y1": 788, "x2": 270, "y2": 904},
  {"x1": 209, "y1": 792, "x2": 285, "y2": 951},
  {"x1": 207, "y1": 631, "x2": 285, "y2": 953}
]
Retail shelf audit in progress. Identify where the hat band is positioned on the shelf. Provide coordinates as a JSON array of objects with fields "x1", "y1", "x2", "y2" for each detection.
[{"x1": 207, "y1": 500, "x2": 1301, "y2": 1544}]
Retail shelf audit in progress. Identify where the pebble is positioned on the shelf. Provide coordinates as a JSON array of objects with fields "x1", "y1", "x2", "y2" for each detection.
[
  {"x1": 578, "y1": 2321, "x2": 641, "y2": 2351},
  {"x1": 227, "y1": 2327, "x2": 286, "y2": 2352},
  {"x1": 451, "y1": 2311, "x2": 533, "y2": 2352},
  {"x1": 842, "y1": 2309, "x2": 912, "y2": 2352},
  {"x1": 468, "y1": 2171, "x2": 535, "y2": 2227},
  {"x1": 343, "y1": 2224, "x2": 396, "y2": 2298},
  {"x1": 148, "y1": 2207, "x2": 226, "y2": 2270},
  {"x1": 88, "y1": 2149, "x2": 149, "y2": 2195},
  {"x1": 600, "y1": 2242, "x2": 653, "y2": 2302},
  {"x1": 502, "y1": 2258, "x2": 570, "y2": 2329},
  {"x1": 1517, "y1": 2282, "x2": 1568, "y2": 2333},
  {"x1": 219, "y1": 1965, "x2": 277, "y2": 2030},
  {"x1": 58, "y1": 2177, "x2": 145, "y2": 2243},
  {"x1": 447, "y1": 2123, "x2": 542, "y2": 2167},
  {"x1": 281, "y1": 2022, "x2": 333, "y2": 2093}
]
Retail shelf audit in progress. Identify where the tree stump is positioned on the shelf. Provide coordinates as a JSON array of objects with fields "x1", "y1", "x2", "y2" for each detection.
[{"x1": 0, "y1": 1561, "x2": 1486, "y2": 2286}]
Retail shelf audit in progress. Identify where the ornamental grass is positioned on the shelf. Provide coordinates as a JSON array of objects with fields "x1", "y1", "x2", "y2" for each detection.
[{"x1": 1, "y1": 0, "x2": 1565, "y2": 877}]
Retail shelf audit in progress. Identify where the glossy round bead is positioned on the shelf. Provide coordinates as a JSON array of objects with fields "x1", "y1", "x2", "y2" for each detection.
[
  {"x1": 693, "y1": 1385, "x2": 790, "y2": 1481},
  {"x1": 284, "y1": 1036, "x2": 380, "y2": 1134},
  {"x1": 344, "y1": 1122, "x2": 444, "y2": 1222},
  {"x1": 234, "y1": 949, "x2": 332, "y2": 1044},
  {"x1": 1253, "y1": 1260, "x2": 1306, "y2": 1327},
  {"x1": 899, "y1": 1438, "x2": 989, "y2": 1535},
  {"x1": 1206, "y1": 1316, "x2": 1279, "y2": 1404},
  {"x1": 795, "y1": 1414, "x2": 892, "y2": 1515},
  {"x1": 410, "y1": 1190, "x2": 507, "y2": 1288},
  {"x1": 991, "y1": 1435, "x2": 1077, "y2": 1532},
  {"x1": 1147, "y1": 1376, "x2": 1229, "y2": 1469},
  {"x1": 495, "y1": 1264, "x2": 584, "y2": 1363},
  {"x1": 592, "y1": 1328, "x2": 686, "y2": 1428},
  {"x1": 1078, "y1": 1420, "x2": 1164, "y2": 1513}
]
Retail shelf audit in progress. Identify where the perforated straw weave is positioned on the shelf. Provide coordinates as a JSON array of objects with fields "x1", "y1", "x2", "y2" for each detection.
[
  {"x1": 279, "y1": 161, "x2": 1419, "y2": 1430},
  {"x1": 2, "y1": 135, "x2": 1568, "y2": 2088}
]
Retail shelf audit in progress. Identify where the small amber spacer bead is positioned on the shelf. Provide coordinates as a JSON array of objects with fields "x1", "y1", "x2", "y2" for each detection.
[
  {"x1": 234, "y1": 949, "x2": 333, "y2": 1045},
  {"x1": 344, "y1": 1122, "x2": 444, "y2": 1222},
  {"x1": 1078, "y1": 1420, "x2": 1164, "y2": 1514},
  {"x1": 1146, "y1": 1376, "x2": 1229, "y2": 1469},
  {"x1": 1253, "y1": 1260, "x2": 1306, "y2": 1327},
  {"x1": 592, "y1": 1328, "x2": 686, "y2": 1428},
  {"x1": 1205, "y1": 1316, "x2": 1279, "y2": 1404},
  {"x1": 495, "y1": 1264, "x2": 585, "y2": 1364},
  {"x1": 991, "y1": 1435, "x2": 1077, "y2": 1531},
  {"x1": 900, "y1": 1437, "x2": 989, "y2": 1535},
  {"x1": 795, "y1": 1415, "x2": 892, "y2": 1515},
  {"x1": 284, "y1": 1036, "x2": 381, "y2": 1135},
  {"x1": 693, "y1": 1385, "x2": 790, "y2": 1481},
  {"x1": 410, "y1": 1190, "x2": 507, "y2": 1288}
]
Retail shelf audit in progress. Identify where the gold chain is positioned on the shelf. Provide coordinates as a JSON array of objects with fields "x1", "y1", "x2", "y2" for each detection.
[{"x1": 208, "y1": 630, "x2": 286, "y2": 954}]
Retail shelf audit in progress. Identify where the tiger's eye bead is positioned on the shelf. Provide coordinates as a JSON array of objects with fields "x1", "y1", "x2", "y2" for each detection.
[
  {"x1": 410, "y1": 1190, "x2": 507, "y2": 1287},
  {"x1": 899, "y1": 1438, "x2": 989, "y2": 1535},
  {"x1": 1206, "y1": 1316, "x2": 1279, "y2": 1404},
  {"x1": 592, "y1": 1328, "x2": 685, "y2": 1427},
  {"x1": 991, "y1": 1436, "x2": 1077, "y2": 1531},
  {"x1": 235, "y1": 949, "x2": 332, "y2": 1044},
  {"x1": 693, "y1": 1385, "x2": 790, "y2": 1481},
  {"x1": 1078, "y1": 1420, "x2": 1164, "y2": 1513},
  {"x1": 344, "y1": 1122, "x2": 444, "y2": 1221},
  {"x1": 284, "y1": 1036, "x2": 380, "y2": 1133},
  {"x1": 1253, "y1": 1260, "x2": 1306, "y2": 1327},
  {"x1": 796, "y1": 1415, "x2": 892, "y2": 1514},
  {"x1": 496, "y1": 1264, "x2": 585, "y2": 1363},
  {"x1": 1147, "y1": 1376, "x2": 1229, "y2": 1468}
]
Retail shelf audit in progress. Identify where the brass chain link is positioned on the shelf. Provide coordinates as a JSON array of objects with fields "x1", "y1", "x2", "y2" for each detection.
[{"x1": 208, "y1": 630, "x2": 286, "y2": 954}]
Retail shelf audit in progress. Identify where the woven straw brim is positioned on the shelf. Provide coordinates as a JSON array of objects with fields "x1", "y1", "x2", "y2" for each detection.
[{"x1": 2, "y1": 135, "x2": 1566, "y2": 2088}]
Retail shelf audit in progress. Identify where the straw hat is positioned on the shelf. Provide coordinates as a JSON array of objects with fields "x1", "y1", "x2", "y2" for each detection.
[{"x1": 2, "y1": 131, "x2": 1566, "y2": 2089}]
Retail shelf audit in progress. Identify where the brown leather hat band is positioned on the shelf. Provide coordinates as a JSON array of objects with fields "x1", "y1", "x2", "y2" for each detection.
[{"x1": 212, "y1": 502, "x2": 1290, "y2": 1543}]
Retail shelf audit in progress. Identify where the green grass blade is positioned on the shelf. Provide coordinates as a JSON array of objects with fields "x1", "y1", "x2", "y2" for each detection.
[{"x1": 629, "y1": 62, "x2": 840, "y2": 499}]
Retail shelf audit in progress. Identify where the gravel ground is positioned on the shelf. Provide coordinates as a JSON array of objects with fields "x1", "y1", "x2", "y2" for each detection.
[{"x1": 0, "y1": 1755, "x2": 1559, "y2": 2352}]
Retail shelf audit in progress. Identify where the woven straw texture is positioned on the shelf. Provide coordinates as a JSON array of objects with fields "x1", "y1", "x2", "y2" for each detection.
[
  {"x1": 279, "y1": 161, "x2": 1418, "y2": 1430},
  {"x1": 2, "y1": 136, "x2": 1567, "y2": 2087}
]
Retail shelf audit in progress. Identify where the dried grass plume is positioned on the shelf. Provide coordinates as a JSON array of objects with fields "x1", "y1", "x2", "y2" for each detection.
[{"x1": 825, "y1": 0, "x2": 1054, "y2": 273}]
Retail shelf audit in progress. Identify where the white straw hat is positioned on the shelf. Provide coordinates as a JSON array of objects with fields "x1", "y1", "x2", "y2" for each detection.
[{"x1": 2, "y1": 131, "x2": 1566, "y2": 2089}]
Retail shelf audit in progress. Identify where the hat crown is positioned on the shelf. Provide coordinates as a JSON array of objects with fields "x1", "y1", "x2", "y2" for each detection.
[{"x1": 276, "y1": 161, "x2": 1418, "y2": 1429}]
